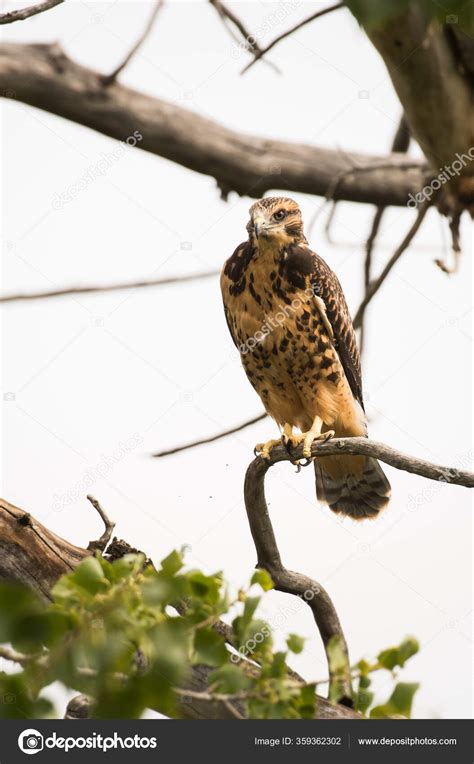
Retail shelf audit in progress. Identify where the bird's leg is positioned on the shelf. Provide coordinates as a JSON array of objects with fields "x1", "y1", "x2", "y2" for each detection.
[
  {"x1": 301, "y1": 416, "x2": 335, "y2": 458},
  {"x1": 281, "y1": 422, "x2": 296, "y2": 453},
  {"x1": 254, "y1": 437, "x2": 283, "y2": 460}
]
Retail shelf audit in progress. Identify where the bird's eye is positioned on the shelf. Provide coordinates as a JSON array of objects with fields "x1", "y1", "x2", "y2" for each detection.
[{"x1": 273, "y1": 210, "x2": 286, "y2": 221}]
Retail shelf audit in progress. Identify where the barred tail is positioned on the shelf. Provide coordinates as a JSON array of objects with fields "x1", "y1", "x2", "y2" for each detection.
[{"x1": 315, "y1": 454, "x2": 391, "y2": 520}]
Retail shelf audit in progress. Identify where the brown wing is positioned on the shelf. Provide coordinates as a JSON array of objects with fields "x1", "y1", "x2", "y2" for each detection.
[
  {"x1": 309, "y1": 250, "x2": 364, "y2": 411},
  {"x1": 220, "y1": 240, "x2": 254, "y2": 349}
]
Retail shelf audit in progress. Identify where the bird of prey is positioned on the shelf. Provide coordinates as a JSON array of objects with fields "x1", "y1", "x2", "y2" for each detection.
[{"x1": 220, "y1": 196, "x2": 390, "y2": 519}]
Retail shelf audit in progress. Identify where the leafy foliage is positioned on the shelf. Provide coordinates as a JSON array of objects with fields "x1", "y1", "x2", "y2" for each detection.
[{"x1": 0, "y1": 551, "x2": 420, "y2": 719}]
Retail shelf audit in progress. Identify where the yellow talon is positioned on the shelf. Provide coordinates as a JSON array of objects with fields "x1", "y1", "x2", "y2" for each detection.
[{"x1": 254, "y1": 438, "x2": 282, "y2": 460}]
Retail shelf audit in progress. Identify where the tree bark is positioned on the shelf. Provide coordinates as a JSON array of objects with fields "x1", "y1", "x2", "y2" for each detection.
[
  {"x1": 0, "y1": 42, "x2": 426, "y2": 207},
  {"x1": 359, "y1": 7, "x2": 474, "y2": 209}
]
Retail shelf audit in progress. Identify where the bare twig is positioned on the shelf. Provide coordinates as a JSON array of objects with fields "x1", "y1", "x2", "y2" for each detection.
[
  {"x1": 353, "y1": 200, "x2": 431, "y2": 330},
  {"x1": 0, "y1": 0, "x2": 63, "y2": 24},
  {"x1": 152, "y1": 413, "x2": 267, "y2": 458},
  {"x1": 86, "y1": 495, "x2": 115, "y2": 553},
  {"x1": 209, "y1": 0, "x2": 279, "y2": 74},
  {"x1": 359, "y1": 115, "x2": 411, "y2": 351},
  {"x1": 241, "y1": 2, "x2": 345, "y2": 74},
  {"x1": 101, "y1": 0, "x2": 164, "y2": 86},
  {"x1": 0, "y1": 270, "x2": 218, "y2": 304},
  {"x1": 435, "y1": 210, "x2": 462, "y2": 274}
]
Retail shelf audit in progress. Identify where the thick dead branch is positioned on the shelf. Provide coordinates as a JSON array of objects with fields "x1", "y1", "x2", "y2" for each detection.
[
  {"x1": 0, "y1": 0, "x2": 63, "y2": 24},
  {"x1": 152, "y1": 412, "x2": 267, "y2": 457},
  {"x1": 353, "y1": 201, "x2": 431, "y2": 330},
  {"x1": 0, "y1": 43, "x2": 426, "y2": 206},
  {"x1": 241, "y1": 2, "x2": 345, "y2": 74},
  {"x1": 0, "y1": 496, "x2": 357, "y2": 719},
  {"x1": 0, "y1": 269, "x2": 218, "y2": 304},
  {"x1": 101, "y1": 0, "x2": 164, "y2": 87}
]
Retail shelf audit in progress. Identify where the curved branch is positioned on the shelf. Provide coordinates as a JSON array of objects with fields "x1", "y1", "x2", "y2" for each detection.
[
  {"x1": 101, "y1": 0, "x2": 164, "y2": 87},
  {"x1": 244, "y1": 456, "x2": 352, "y2": 702},
  {"x1": 242, "y1": 433, "x2": 473, "y2": 703},
  {"x1": 0, "y1": 42, "x2": 427, "y2": 207}
]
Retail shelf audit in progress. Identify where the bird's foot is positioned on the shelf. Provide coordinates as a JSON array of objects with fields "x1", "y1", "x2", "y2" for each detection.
[
  {"x1": 254, "y1": 438, "x2": 282, "y2": 460},
  {"x1": 302, "y1": 429, "x2": 335, "y2": 458}
]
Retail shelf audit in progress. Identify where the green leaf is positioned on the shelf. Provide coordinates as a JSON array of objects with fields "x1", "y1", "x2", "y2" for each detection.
[
  {"x1": 286, "y1": 633, "x2": 305, "y2": 654},
  {"x1": 268, "y1": 651, "x2": 287, "y2": 678},
  {"x1": 160, "y1": 549, "x2": 183, "y2": 577},
  {"x1": 295, "y1": 683, "x2": 317, "y2": 719},
  {"x1": 371, "y1": 682, "x2": 420, "y2": 719},
  {"x1": 378, "y1": 636, "x2": 419, "y2": 671},
  {"x1": 327, "y1": 635, "x2": 348, "y2": 674},
  {"x1": 232, "y1": 596, "x2": 261, "y2": 642},
  {"x1": 193, "y1": 628, "x2": 228, "y2": 667},
  {"x1": 52, "y1": 557, "x2": 109, "y2": 602},
  {"x1": 355, "y1": 686, "x2": 374, "y2": 715},
  {"x1": 209, "y1": 664, "x2": 252, "y2": 694},
  {"x1": 0, "y1": 584, "x2": 43, "y2": 642},
  {"x1": 251, "y1": 569, "x2": 274, "y2": 591}
]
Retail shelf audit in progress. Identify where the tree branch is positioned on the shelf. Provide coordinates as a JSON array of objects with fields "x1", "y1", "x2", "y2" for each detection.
[
  {"x1": 0, "y1": 269, "x2": 218, "y2": 304},
  {"x1": 250, "y1": 437, "x2": 474, "y2": 488},
  {"x1": 244, "y1": 456, "x2": 353, "y2": 703},
  {"x1": 101, "y1": 0, "x2": 164, "y2": 87},
  {"x1": 242, "y1": 433, "x2": 473, "y2": 699},
  {"x1": 0, "y1": 42, "x2": 427, "y2": 207},
  {"x1": 241, "y1": 2, "x2": 345, "y2": 74},
  {"x1": 152, "y1": 413, "x2": 267, "y2": 458},
  {"x1": 359, "y1": 114, "x2": 411, "y2": 351},
  {"x1": 209, "y1": 0, "x2": 280, "y2": 74},
  {"x1": 0, "y1": 0, "x2": 63, "y2": 25},
  {"x1": 86, "y1": 495, "x2": 115, "y2": 554}
]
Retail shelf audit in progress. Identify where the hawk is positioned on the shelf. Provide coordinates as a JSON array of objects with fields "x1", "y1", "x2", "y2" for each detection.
[{"x1": 220, "y1": 196, "x2": 390, "y2": 519}]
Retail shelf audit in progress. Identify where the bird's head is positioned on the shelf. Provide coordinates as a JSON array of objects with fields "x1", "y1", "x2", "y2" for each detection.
[{"x1": 247, "y1": 197, "x2": 306, "y2": 248}]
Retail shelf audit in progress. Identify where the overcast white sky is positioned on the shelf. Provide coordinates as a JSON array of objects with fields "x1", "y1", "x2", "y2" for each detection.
[{"x1": 1, "y1": 0, "x2": 472, "y2": 719}]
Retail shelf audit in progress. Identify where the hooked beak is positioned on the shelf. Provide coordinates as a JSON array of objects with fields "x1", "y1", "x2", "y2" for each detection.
[{"x1": 253, "y1": 216, "x2": 266, "y2": 239}]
